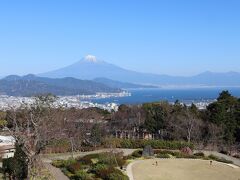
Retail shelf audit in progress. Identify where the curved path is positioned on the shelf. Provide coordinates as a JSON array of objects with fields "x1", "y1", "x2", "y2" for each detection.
[
  {"x1": 126, "y1": 160, "x2": 143, "y2": 180},
  {"x1": 44, "y1": 162, "x2": 69, "y2": 180},
  {"x1": 42, "y1": 148, "x2": 136, "y2": 162}
]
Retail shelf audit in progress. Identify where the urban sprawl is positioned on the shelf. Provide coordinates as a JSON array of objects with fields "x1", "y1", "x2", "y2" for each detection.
[{"x1": 0, "y1": 92, "x2": 213, "y2": 111}]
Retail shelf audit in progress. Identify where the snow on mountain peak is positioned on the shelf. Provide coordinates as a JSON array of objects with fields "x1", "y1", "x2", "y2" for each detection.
[{"x1": 84, "y1": 55, "x2": 97, "y2": 62}]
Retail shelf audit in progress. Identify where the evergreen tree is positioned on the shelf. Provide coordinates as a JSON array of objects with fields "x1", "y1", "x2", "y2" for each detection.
[
  {"x1": 3, "y1": 145, "x2": 28, "y2": 179},
  {"x1": 206, "y1": 91, "x2": 240, "y2": 145},
  {"x1": 143, "y1": 103, "x2": 168, "y2": 133}
]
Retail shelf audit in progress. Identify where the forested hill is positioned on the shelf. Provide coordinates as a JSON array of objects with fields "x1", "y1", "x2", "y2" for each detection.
[
  {"x1": 0, "y1": 74, "x2": 121, "y2": 96},
  {"x1": 111, "y1": 90, "x2": 240, "y2": 146}
]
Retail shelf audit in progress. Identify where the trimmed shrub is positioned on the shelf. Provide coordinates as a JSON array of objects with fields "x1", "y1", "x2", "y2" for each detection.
[
  {"x1": 175, "y1": 153, "x2": 186, "y2": 158},
  {"x1": 52, "y1": 160, "x2": 66, "y2": 168},
  {"x1": 93, "y1": 164, "x2": 115, "y2": 179},
  {"x1": 78, "y1": 157, "x2": 92, "y2": 165},
  {"x1": 194, "y1": 152, "x2": 205, "y2": 157},
  {"x1": 67, "y1": 162, "x2": 82, "y2": 174},
  {"x1": 131, "y1": 150, "x2": 142, "y2": 158},
  {"x1": 120, "y1": 139, "x2": 133, "y2": 149},
  {"x1": 52, "y1": 159, "x2": 77, "y2": 168},
  {"x1": 202, "y1": 156, "x2": 210, "y2": 160},
  {"x1": 186, "y1": 155, "x2": 199, "y2": 159},
  {"x1": 171, "y1": 151, "x2": 182, "y2": 157},
  {"x1": 92, "y1": 163, "x2": 108, "y2": 174},
  {"x1": 154, "y1": 150, "x2": 199, "y2": 159},
  {"x1": 103, "y1": 138, "x2": 122, "y2": 148},
  {"x1": 97, "y1": 152, "x2": 126, "y2": 167},
  {"x1": 116, "y1": 156, "x2": 126, "y2": 167},
  {"x1": 103, "y1": 138, "x2": 194, "y2": 150},
  {"x1": 155, "y1": 150, "x2": 177, "y2": 156},
  {"x1": 180, "y1": 147, "x2": 193, "y2": 155},
  {"x1": 62, "y1": 168, "x2": 75, "y2": 178},
  {"x1": 95, "y1": 165, "x2": 128, "y2": 180},
  {"x1": 153, "y1": 149, "x2": 162, "y2": 154},
  {"x1": 208, "y1": 155, "x2": 219, "y2": 161},
  {"x1": 219, "y1": 150, "x2": 228, "y2": 155},
  {"x1": 98, "y1": 154, "x2": 116, "y2": 166},
  {"x1": 79, "y1": 154, "x2": 100, "y2": 160},
  {"x1": 174, "y1": 152, "x2": 197, "y2": 159},
  {"x1": 233, "y1": 154, "x2": 240, "y2": 159},
  {"x1": 157, "y1": 154, "x2": 171, "y2": 158},
  {"x1": 108, "y1": 171, "x2": 129, "y2": 180},
  {"x1": 72, "y1": 170, "x2": 93, "y2": 180}
]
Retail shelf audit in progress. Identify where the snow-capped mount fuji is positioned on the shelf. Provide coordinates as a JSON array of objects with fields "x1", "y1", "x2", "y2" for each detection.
[
  {"x1": 84, "y1": 55, "x2": 99, "y2": 63},
  {"x1": 40, "y1": 55, "x2": 240, "y2": 86},
  {"x1": 40, "y1": 55, "x2": 153, "y2": 82}
]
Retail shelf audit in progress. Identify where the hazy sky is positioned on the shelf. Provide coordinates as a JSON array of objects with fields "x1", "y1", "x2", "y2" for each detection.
[{"x1": 0, "y1": 0, "x2": 240, "y2": 76}]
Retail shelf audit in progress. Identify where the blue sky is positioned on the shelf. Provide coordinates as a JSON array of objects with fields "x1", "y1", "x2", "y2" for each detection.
[{"x1": 0, "y1": 0, "x2": 240, "y2": 76}]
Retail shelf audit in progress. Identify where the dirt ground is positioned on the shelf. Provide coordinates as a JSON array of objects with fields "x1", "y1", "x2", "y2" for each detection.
[{"x1": 132, "y1": 159, "x2": 240, "y2": 180}]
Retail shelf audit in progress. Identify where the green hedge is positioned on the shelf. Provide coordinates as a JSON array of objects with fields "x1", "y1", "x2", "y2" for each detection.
[
  {"x1": 154, "y1": 150, "x2": 198, "y2": 159},
  {"x1": 194, "y1": 152, "x2": 205, "y2": 157},
  {"x1": 156, "y1": 154, "x2": 171, "y2": 158},
  {"x1": 154, "y1": 150, "x2": 179, "y2": 156},
  {"x1": 92, "y1": 164, "x2": 128, "y2": 180},
  {"x1": 52, "y1": 159, "x2": 76, "y2": 168},
  {"x1": 72, "y1": 170, "x2": 92, "y2": 180},
  {"x1": 104, "y1": 138, "x2": 194, "y2": 150}
]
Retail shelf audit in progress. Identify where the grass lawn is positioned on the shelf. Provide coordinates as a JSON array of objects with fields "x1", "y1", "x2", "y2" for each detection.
[{"x1": 132, "y1": 159, "x2": 240, "y2": 180}]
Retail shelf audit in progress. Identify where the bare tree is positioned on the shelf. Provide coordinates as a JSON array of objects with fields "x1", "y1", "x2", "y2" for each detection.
[
  {"x1": 184, "y1": 111, "x2": 203, "y2": 143},
  {"x1": 111, "y1": 105, "x2": 145, "y2": 131},
  {"x1": 5, "y1": 95, "x2": 62, "y2": 179},
  {"x1": 168, "y1": 109, "x2": 203, "y2": 143}
]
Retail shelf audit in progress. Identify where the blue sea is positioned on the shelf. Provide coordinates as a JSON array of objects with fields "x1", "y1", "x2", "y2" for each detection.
[{"x1": 91, "y1": 87, "x2": 240, "y2": 105}]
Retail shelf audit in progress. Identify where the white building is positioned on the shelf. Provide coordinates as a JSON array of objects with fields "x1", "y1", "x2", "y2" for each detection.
[{"x1": 0, "y1": 136, "x2": 15, "y2": 159}]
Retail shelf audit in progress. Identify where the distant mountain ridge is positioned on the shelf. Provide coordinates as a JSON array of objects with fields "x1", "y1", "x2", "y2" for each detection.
[
  {"x1": 40, "y1": 55, "x2": 240, "y2": 86},
  {"x1": 0, "y1": 75, "x2": 121, "y2": 96},
  {"x1": 94, "y1": 78, "x2": 158, "y2": 89}
]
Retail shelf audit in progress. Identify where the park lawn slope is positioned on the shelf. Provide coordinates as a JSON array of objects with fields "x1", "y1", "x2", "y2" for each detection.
[{"x1": 132, "y1": 159, "x2": 240, "y2": 180}]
